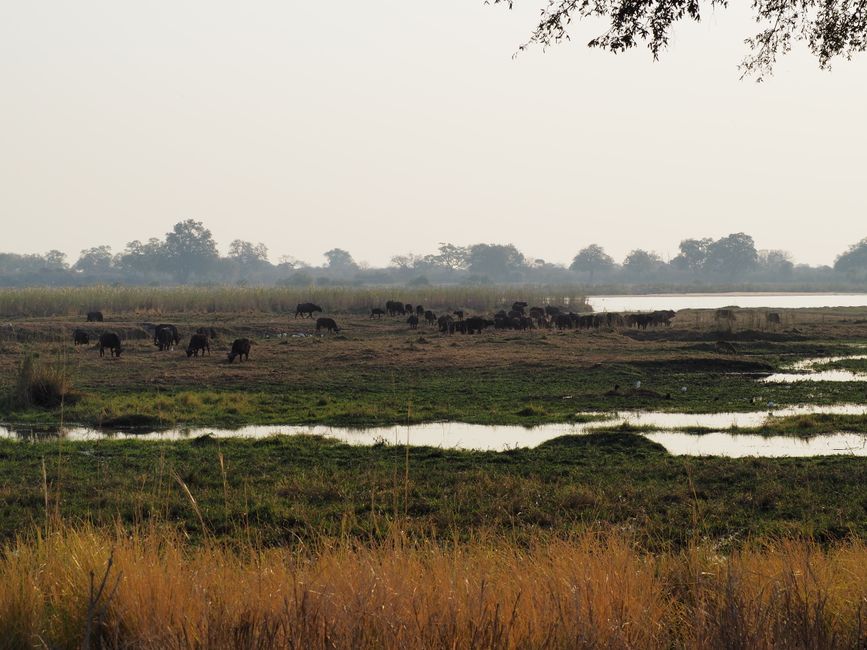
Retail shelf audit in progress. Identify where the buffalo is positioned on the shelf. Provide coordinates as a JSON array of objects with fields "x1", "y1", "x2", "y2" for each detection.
[
  {"x1": 424, "y1": 310, "x2": 436, "y2": 326},
  {"x1": 416, "y1": 305, "x2": 424, "y2": 316},
  {"x1": 154, "y1": 324, "x2": 180, "y2": 349},
  {"x1": 73, "y1": 329, "x2": 90, "y2": 345},
  {"x1": 155, "y1": 327, "x2": 175, "y2": 351},
  {"x1": 370, "y1": 308, "x2": 385, "y2": 319},
  {"x1": 464, "y1": 317, "x2": 493, "y2": 334},
  {"x1": 86, "y1": 311, "x2": 104, "y2": 322},
  {"x1": 511, "y1": 301, "x2": 527, "y2": 315},
  {"x1": 98, "y1": 332, "x2": 122, "y2": 357},
  {"x1": 438, "y1": 314, "x2": 454, "y2": 333},
  {"x1": 316, "y1": 317, "x2": 340, "y2": 333},
  {"x1": 227, "y1": 338, "x2": 252, "y2": 362},
  {"x1": 295, "y1": 303, "x2": 323, "y2": 318},
  {"x1": 453, "y1": 310, "x2": 464, "y2": 321},
  {"x1": 186, "y1": 333, "x2": 210, "y2": 357},
  {"x1": 545, "y1": 306, "x2": 561, "y2": 318},
  {"x1": 404, "y1": 303, "x2": 413, "y2": 315},
  {"x1": 407, "y1": 314, "x2": 419, "y2": 329},
  {"x1": 385, "y1": 300, "x2": 405, "y2": 316}
]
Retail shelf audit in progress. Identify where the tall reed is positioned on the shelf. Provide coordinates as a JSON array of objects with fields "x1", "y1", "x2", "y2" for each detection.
[
  {"x1": 0, "y1": 524, "x2": 863, "y2": 649},
  {"x1": 0, "y1": 285, "x2": 587, "y2": 317}
]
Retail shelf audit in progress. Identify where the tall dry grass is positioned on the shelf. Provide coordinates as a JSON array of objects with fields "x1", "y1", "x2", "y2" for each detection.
[
  {"x1": 0, "y1": 525, "x2": 863, "y2": 649},
  {"x1": 0, "y1": 285, "x2": 587, "y2": 318}
]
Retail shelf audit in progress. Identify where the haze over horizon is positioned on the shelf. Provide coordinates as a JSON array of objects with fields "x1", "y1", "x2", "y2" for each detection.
[{"x1": 2, "y1": 1, "x2": 865, "y2": 268}]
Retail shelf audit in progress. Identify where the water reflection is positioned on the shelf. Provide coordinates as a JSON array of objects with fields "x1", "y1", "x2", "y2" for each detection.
[
  {"x1": 761, "y1": 354, "x2": 867, "y2": 383},
  {"x1": 3, "y1": 404, "x2": 866, "y2": 457}
]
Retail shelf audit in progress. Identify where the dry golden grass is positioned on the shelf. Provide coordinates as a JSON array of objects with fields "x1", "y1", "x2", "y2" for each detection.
[{"x1": 1, "y1": 524, "x2": 864, "y2": 649}]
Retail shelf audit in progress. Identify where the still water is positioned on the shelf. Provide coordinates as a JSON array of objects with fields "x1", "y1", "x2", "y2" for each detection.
[
  {"x1": 587, "y1": 293, "x2": 867, "y2": 313},
  {"x1": 3, "y1": 405, "x2": 866, "y2": 457},
  {"x1": 761, "y1": 354, "x2": 867, "y2": 383}
]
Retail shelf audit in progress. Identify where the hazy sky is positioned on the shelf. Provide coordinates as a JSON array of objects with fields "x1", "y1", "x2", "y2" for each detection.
[{"x1": 1, "y1": 2, "x2": 865, "y2": 268}]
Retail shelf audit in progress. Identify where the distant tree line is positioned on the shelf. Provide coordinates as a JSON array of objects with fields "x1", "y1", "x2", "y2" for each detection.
[{"x1": 2, "y1": 220, "x2": 867, "y2": 289}]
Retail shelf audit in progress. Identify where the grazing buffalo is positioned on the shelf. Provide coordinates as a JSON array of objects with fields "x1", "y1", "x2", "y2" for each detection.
[
  {"x1": 227, "y1": 338, "x2": 252, "y2": 363},
  {"x1": 385, "y1": 300, "x2": 405, "y2": 316},
  {"x1": 98, "y1": 332, "x2": 122, "y2": 357},
  {"x1": 295, "y1": 303, "x2": 323, "y2": 318},
  {"x1": 370, "y1": 308, "x2": 385, "y2": 319},
  {"x1": 86, "y1": 311, "x2": 104, "y2": 322},
  {"x1": 316, "y1": 317, "x2": 340, "y2": 333},
  {"x1": 154, "y1": 327, "x2": 175, "y2": 351},
  {"x1": 404, "y1": 304, "x2": 413, "y2": 315},
  {"x1": 464, "y1": 317, "x2": 493, "y2": 334},
  {"x1": 73, "y1": 330, "x2": 90, "y2": 345},
  {"x1": 407, "y1": 314, "x2": 419, "y2": 329},
  {"x1": 186, "y1": 333, "x2": 210, "y2": 357},
  {"x1": 555, "y1": 314, "x2": 573, "y2": 330},
  {"x1": 424, "y1": 310, "x2": 436, "y2": 326},
  {"x1": 416, "y1": 305, "x2": 424, "y2": 316},
  {"x1": 438, "y1": 315, "x2": 454, "y2": 333},
  {"x1": 453, "y1": 310, "x2": 464, "y2": 321},
  {"x1": 154, "y1": 324, "x2": 180, "y2": 349}
]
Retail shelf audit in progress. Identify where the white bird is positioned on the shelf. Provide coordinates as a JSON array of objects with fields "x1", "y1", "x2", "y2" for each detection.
[
  {"x1": 634, "y1": 380, "x2": 642, "y2": 389},
  {"x1": 680, "y1": 386, "x2": 688, "y2": 393}
]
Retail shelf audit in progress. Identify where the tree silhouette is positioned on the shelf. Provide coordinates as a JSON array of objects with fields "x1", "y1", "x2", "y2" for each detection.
[{"x1": 494, "y1": 0, "x2": 867, "y2": 77}]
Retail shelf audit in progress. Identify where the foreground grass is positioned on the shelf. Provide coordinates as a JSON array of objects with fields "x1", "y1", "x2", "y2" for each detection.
[
  {"x1": 1, "y1": 434, "x2": 864, "y2": 548},
  {"x1": 1, "y1": 524, "x2": 865, "y2": 649}
]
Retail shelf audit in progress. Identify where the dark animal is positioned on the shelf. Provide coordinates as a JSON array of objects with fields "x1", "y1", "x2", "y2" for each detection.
[
  {"x1": 452, "y1": 320, "x2": 467, "y2": 334},
  {"x1": 295, "y1": 303, "x2": 323, "y2": 318},
  {"x1": 438, "y1": 315, "x2": 454, "y2": 333},
  {"x1": 416, "y1": 305, "x2": 424, "y2": 316},
  {"x1": 73, "y1": 330, "x2": 89, "y2": 345},
  {"x1": 407, "y1": 315, "x2": 419, "y2": 329},
  {"x1": 545, "y1": 306, "x2": 561, "y2": 318},
  {"x1": 370, "y1": 308, "x2": 385, "y2": 319},
  {"x1": 453, "y1": 310, "x2": 464, "y2": 320},
  {"x1": 86, "y1": 311, "x2": 103, "y2": 322},
  {"x1": 155, "y1": 327, "x2": 174, "y2": 351},
  {"x1": 98, "y1": 332, "x2": 122, "y2": 357},
  {"x1": 555, "y1": 314, "x2": 573, "y2": 330},
  {"x1": 316, "y1": 317, "x2": 340, "y2": 333},
  {"x1": 227, "y1": 338, "x2": 252, "y2": 362},
  {"x1": 186, "y1": 333, "x2": 210, "y2": 357},
  {"x1": 386, "y1": 300, "x2": 405, "y2": 316},
  {"x1": 650, "y1": 310, "x2": 676, "y2": 327},
  {"x1": 404, "y1": 304, "x2": 413, "y2": 315},
  {"x1": 424, "y1": 310, "x2": 436, "y2": 325},
  {"x1": 464, "y1": 317, "x2": 493, "y2": 334},
  {"x1": 154, "y1": 324, "x2": 180, "y2": 349},
  {"x1": 529, "y1": 307, "x2": 545, "y2": 321},
  {"x1": 511, "y1": 301, "x2": 528, "y2": 315}
]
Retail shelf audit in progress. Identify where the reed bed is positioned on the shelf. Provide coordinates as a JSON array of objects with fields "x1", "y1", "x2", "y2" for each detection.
[
  {"x1": 0, "y1": 286, "x2": 588, "y2": 318},
  {"x1": 0, "y1": 525, "x2": 864, "y2": 649}
]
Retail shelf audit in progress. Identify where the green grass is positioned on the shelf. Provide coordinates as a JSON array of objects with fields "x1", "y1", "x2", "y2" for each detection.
[{"x1": 1, "y1": 433, "x2": 864, "y2": 550}]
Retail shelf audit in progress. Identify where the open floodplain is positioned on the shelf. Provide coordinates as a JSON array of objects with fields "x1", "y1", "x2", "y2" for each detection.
[{"x1": 1, "y1": 288, "x2": 866, "y2": 648}]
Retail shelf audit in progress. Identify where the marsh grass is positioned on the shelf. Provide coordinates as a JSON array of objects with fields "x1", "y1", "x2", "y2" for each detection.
[
  {"x1": 0, "y1": 523, "x2": 864, "y2": 649},
  {"x1": 8, "y1": 353, "x2": 75, "y2": 409},
  {"x1": 0, "y1": 285, "x2": 588, "y2": 318}
]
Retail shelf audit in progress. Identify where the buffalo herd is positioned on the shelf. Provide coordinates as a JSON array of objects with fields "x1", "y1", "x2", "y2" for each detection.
[{"x1": 72, "y1": 299, "x2": 682, "y2": 365}]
